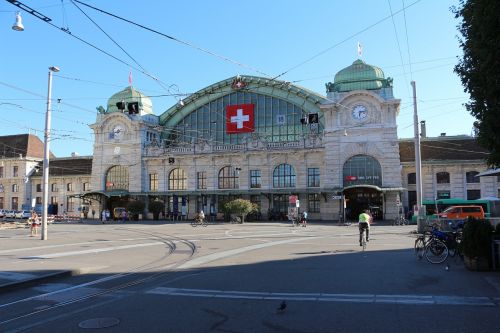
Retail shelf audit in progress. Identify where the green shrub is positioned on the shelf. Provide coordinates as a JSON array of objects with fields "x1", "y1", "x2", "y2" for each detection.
[
  {"x1": 127, "y1": 200, "x2": 145, "y2": 220},
  {"x1": 460, "y1": 217, "x2": 493, "y2": 259},
  {"x1": 223, "y1": 199, "x2": 258, "y2": 223},
  {"x1": 149, "y1": 200, "x2": 164, "y2": 220}
]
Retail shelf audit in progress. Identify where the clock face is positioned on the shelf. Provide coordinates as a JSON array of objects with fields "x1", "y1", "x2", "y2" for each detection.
[
  {"x1": 352, "y1": 105, "x2": 368, "y2": 120},
  {"x1": 113, "y1": 125, "x2": 124, "y2": 139}
]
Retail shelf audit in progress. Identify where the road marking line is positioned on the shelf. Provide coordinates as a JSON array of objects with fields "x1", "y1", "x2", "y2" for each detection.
[
  {"x1": 22, "y1": 242, "x2": 165, "y2": 259},
  {"x1": 146, "y1": 287, "x2": 498, "y2": 307},
  {"x1": 178, "y1": 236, "x2": 321, "y2": 269}
]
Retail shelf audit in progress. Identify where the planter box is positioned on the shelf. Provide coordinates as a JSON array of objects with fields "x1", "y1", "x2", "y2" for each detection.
[{"x1": 464, "y1": 255, "x2": 490, "y2": 271}]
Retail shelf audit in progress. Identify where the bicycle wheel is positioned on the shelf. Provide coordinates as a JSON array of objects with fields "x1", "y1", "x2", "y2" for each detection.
[
  {"x1": 414, "y1": 236, "x2": 425, "y2": 260},
  {"x1": 191, "y1": 219, "x2": 198, "y2": 227},
  {"x1": 424, "y1": 239, "x2": 449, "y2": 264}
]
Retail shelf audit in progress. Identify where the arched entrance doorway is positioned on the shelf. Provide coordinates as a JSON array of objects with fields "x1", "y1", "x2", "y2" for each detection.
[
  {"x1": 343, "y1": 186, "x2": 383, "y2": 220},
  {"x1": 342, "y1": 154, "x2": 383, "y2": 220}
]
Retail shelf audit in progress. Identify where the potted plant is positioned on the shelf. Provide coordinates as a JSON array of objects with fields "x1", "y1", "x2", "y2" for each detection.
[{"x1": 460, "y1": 217, "x2": 493, "y2": 271}]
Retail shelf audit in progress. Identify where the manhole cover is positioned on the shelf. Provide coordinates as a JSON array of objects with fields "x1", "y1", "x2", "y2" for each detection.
[{"x1": 78, "y1": 317, "x2": 120, "y2": 329}]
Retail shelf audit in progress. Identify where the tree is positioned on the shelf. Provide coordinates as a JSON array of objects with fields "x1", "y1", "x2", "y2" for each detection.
[
  {"x1": 453, "y1": 0, "x2": 500, "y2": 167},
  {"x1": 127, "y1": 200, "x2": 145, "y2": 220},
  {"x1": 149, "y1": 200, "x2": 164, "y2": 220},
  {"x1": 223, "y1": 199, "x2": 258, "y2": 223}
]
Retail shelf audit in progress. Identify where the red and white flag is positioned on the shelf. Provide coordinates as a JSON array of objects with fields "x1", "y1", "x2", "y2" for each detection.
[{"x1": 226, "y1": 104, "x2": 254, "y2": 133}]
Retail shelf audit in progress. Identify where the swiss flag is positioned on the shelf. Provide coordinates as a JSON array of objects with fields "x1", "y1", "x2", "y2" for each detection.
[{"x1": 226, "y1": 104, "x2": 254, "y2": 133}]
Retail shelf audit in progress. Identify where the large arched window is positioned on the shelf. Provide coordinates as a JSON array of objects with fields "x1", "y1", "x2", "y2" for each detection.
[
  {"x1": 343, "y1": 155, "x2": 382, "y2": 187},
  {"x1": 169, "y1": 168, "x2": 187, "y2": 190},
  {"x1": 105, "y1": 165, "x2": 129, "y2": 191},
  {"x1": 436, "y1": 172, "x2": 450, "y2": 184},
  {"x1": 218, "y1": 166, "x2": 239, "y2": 189},
  {"x1": 166, "y1": 91, "x2": 323, "y2": 146},
  {"x1": 273, "y1": 164, "x2": 296, "y2": 188}
]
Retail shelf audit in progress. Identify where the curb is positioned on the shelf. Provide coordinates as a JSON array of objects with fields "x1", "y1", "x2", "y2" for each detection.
[{"x1": 0, "y1": 269, "x2": 82, "y2": 294}]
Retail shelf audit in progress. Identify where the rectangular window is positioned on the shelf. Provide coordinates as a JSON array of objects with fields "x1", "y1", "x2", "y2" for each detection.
[
  {"x1": 467, "y1": 189, "x2": 481, "y2": 200},
  {"x1": 436, "y1": 190, "x2": 450, "y2": 199},
  {"x1": 51, "y1": 183, "x2": 58, "y2": 192},
  {"x1": 0, "y1": 166, "x2": 3, "y2": 178},
  {"x1": 67, "y1": 183, "x2": 73, "y2": 191},
  {"x1": 11, "y1": 197, "x2": 18, "y2": 210},
  {"x1": 36, "y1": 184, "x2": 42, "y2": 192},
  {"x1": 51, "y1": 196, "x2": 57, "y2": 205},
  {"x1": 250, "y1": 170, "x2": 261, "y2": 188},
  {"x1": 308, "y1": 193, "x2": 320, "y2": 213},
  {"x1": 36, "y1": 197, "x2": 42, "y2": 204},
  {"x1": 12, "y1": 184, "x2": 18, "y2": 192},
  {"x1": 307, "y1": 168, "x2": 320, "y2": 187},
  {"x1": 0, "y1": 197, "x2": 3, "y2": 209},
  {"x1": 67, "y1": 197, "x2": 75, "y2": 212},
  {"x1": 13, "y1": 166, "x2": 18, "y2": 177},
  {"x1": 197, "y1": 171, "x2": 207, "y2": 190},
  {"x1": 149, "y1": 173, "x2": 158, "y2": 191},
  {"x1": 83, "y1": 182, "x2": 90, "y2": 191}
]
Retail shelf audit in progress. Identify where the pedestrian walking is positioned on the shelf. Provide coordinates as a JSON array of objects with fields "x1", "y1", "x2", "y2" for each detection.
[
  {"x1": 301, "y1": 211, "x2": 308, "y2": 227},
  {"x1": 101, "y1": 210, "x2": 106, "y2": 224}
]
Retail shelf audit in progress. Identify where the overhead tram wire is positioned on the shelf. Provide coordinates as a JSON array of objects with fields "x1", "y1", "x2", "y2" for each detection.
[
  {"x1": 401, "y1": 0, "x2": 414, "y2": 80},
  {"x1": 269, "y1": 0, "x2": 423, "y2": 81},
  {"x1": 72, "y1": 0, "x2": 273, "y2": 79},
  {"x1": 69, "y1": 0, "x2": 181, "y2": 100},
  {"x1": 6, "y1": 0, "x2": 180, "y2": 100},
  {"x1": 387, "y1": 0, "x2": 411, "y2": 99}
]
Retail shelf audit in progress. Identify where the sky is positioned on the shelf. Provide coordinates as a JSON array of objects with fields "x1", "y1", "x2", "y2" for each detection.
[{"x1": 0, "y1": 0, "x2": 473, "y2": 157}]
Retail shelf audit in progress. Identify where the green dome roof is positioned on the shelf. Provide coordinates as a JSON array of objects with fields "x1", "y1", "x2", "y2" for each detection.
[
  {"x1": 106, "y1": 86, "x2": 153, "y2": 114},
  {"x1": 328, "y1": 59, "x2": 392, "y2": 92}
]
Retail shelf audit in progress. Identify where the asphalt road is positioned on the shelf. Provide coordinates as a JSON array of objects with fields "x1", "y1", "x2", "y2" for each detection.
[{"x1": 0, "y1": 221, "x2": 499, "y2": 333}]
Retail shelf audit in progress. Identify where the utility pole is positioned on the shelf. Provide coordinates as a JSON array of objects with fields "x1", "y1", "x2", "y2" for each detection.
[
  {"x1": 42, "y1": 66, "x2": 59, "y2": 240},
  {"x1": 411, "y1": 81, "x2": 424, "y2": 233}
]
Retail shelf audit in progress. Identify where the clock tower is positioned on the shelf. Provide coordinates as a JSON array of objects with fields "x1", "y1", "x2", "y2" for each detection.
[
  {"x1": 89, "y1": 86, "x2": 160, "y2": 197},
  {"x1": 321, "y1": 59, "x2": 402, "y2": 220}
]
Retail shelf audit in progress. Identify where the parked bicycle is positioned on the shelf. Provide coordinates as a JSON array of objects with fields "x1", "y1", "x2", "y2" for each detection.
[
  {"x1": 414, "y1": 223, "x2": 463, "y2": 263},
  {"x1": 393, "y1": 215, "x2": 409, "y2": 226}
]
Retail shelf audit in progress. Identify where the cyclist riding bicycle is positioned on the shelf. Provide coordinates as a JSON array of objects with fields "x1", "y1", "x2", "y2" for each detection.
[
  {"x1": 358, "y1": 209, "x2": 372, "y2": 246},
  {"x1": 196, "y1": 209, "x2": 205, "y2": 224}
]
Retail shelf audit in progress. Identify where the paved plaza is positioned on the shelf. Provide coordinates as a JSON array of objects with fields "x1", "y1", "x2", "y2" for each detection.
[{"x1": 0, "y1": 220, "x2": 499, "y2": 332}]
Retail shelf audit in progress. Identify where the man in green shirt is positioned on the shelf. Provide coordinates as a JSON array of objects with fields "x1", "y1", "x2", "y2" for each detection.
[{"x1": 358, "y1": 209, "x2": 372, "y2": 246}]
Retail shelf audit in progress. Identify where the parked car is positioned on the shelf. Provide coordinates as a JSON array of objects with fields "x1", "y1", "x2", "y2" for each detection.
[
  {"x1": 15, "y1": 210, "x2": 31, "y2": 219},
  {"x1": 436, "y1": 205, "x2": 485, "y2": 220},
  {"x1": 5, "y1": 210, "x2": 17, "y2": 218},
  {"x1": 0, "y1": 209, "x2": 6, "y2": 218}
]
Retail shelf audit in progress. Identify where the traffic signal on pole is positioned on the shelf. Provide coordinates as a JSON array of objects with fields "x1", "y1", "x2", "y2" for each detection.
[
  {"x1": 127, "y1": 102, "x2": 139, "y2": 114},
  {"x1": 116, "y1": 101, "x2": 125, "y2": 110},
  {"x1": 308, "y1": 113, "x2": 319, "y2": 124}
]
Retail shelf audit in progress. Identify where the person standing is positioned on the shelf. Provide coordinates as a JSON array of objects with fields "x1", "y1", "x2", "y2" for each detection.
[
  {"x1": 358, "y1": 209, "x2": 372, "y2": 246},
  {"x1": 30, "y1": 210, "x2": 39, "y2": 237},
  {"x1": 301, "y1": 211, "x2": 308, "y2": 227},
  {"x1": 101, "y1": 210, "x2": 106, "y2": 224}
]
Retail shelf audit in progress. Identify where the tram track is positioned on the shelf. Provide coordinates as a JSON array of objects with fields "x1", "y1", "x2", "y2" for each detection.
[{"x1": 0, "y1": 228, "x2": 197, "y2": 330}]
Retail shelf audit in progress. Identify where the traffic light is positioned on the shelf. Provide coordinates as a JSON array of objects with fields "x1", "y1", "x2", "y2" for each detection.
[
  {"x1": 308, "y1": 113, "x2": 319, "y2": 124},
  {"x1": 116, "y1": 101, "x2": 125, "y2": 110},
  {"x1": 127, "y1": 102, "x2": 139, "y2": 114}
]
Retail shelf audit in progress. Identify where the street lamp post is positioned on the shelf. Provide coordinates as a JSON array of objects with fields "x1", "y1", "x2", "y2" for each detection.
[{"x1": 41, "y1": 66, "x2": 59, "y2": 240}]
